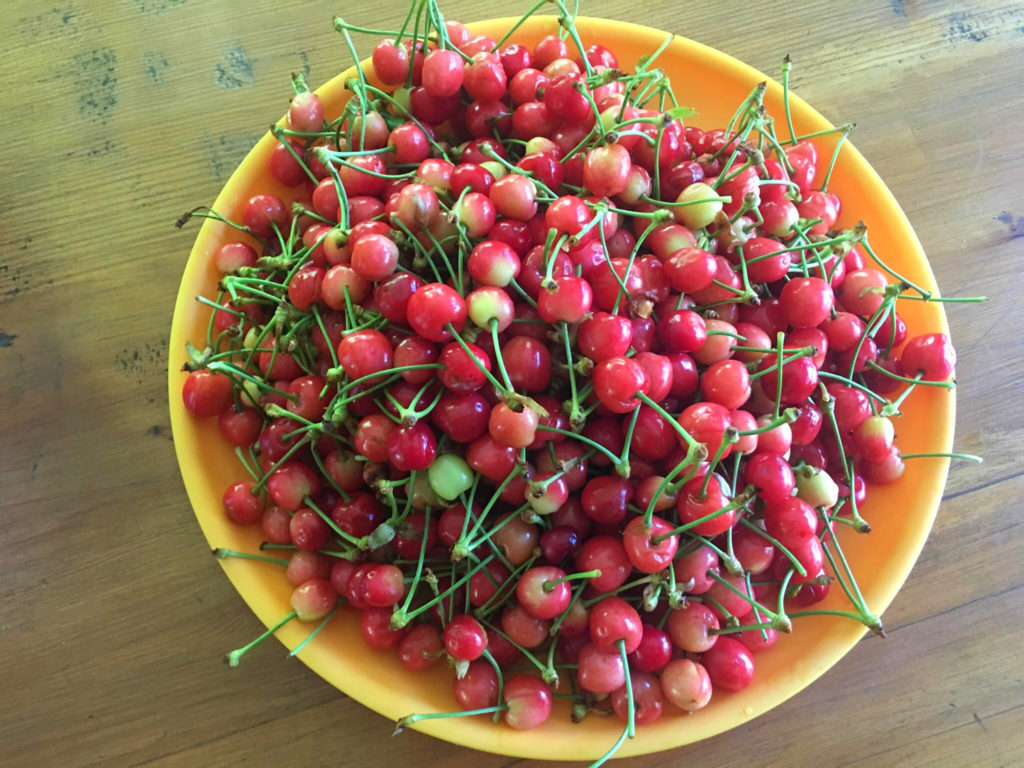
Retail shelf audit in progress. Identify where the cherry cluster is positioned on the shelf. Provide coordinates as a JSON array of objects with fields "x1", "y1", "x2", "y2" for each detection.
[{"x1": 178, "y1": 1, "x2": 977, "y2": 763}]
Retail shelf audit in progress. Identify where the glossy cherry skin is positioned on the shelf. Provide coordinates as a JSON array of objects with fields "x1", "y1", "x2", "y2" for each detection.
[{"x1": 622, "y1": 516, "x2": 678, "y2": 573}]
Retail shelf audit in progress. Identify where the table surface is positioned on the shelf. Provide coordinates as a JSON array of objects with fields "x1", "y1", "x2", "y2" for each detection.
[{"x1": 3, "y1": 0, "x2": 1023, "y2": 766}]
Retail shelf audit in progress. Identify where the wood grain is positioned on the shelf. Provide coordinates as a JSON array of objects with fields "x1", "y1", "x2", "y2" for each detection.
[{"x1": 1, "y1": 0, "x2": 1022, "y2": 766}]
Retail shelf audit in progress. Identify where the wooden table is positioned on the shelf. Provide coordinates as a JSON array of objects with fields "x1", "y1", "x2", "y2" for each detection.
[{"x1": 3, "y1": 0, "x2": 1022, "y2": 765}]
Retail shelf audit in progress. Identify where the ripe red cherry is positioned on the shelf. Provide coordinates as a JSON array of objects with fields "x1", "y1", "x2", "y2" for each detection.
[
  {"x1": 577, "y1": 642, "x2": 625, "y2": 693},
  {"x1": 516, "y1": 566, "x2": 572, "y2": 619},
  {"x1": 588, "y1": 596, "x2": 643, "y2": 653},
  {"x1": 700, "y1": 360, "x2": 751, "y2": 410},
  {"x1": 503, "y1": 676, "x2": 552, "y2": 730},
  {"x1": 386, "y1": 422, "x2": 437, "y2": 471},
  {"x1": 578, "y1": 312, "x2": 633, "y2": 361},
  {"x1": 611, "y1": 670, "x2": 665, "y2": 726},
  {"x1": 702, "y1": 636, "x2": 755, "y2": 691},
  {"x1": 758, "y1": 355, "x2": 819, "y2": 405},
  {"x1": 900, "y1": 333, "x2": 956, "y2": 381},
  {"x1": 781, "y1": 277, "x2": 834, "y2": 328},
  {"x1": 676, "y1": 474, "x2": 736, "y2": 537},
  {"x1": 406, "y1": 283, "x2": 466, "y2": 342},
  {"x1": 222, "y1": 481, "x2": 264, "y2": 525},
  {"x1": 453, "y1": 660, "x2": 499, "y2": 709},
  {"x1": 538, "y1": 275, "x2": 593, "y2": 323},
  {"x1": 398, "y1": 624, "x2": 443, "y2": 671},
  {"x1": 439, "y1": 341, "x2": 490, "y2": 393},
  {"x1": 622, "y1": 516, "x2": 678, "y2": 573},
  {"x1": 575, "y1": 535, "x2": 631, "y2": 591},
  {"x1": 432, "y1": 391, "x2": 489, "y2": 443},
  {"x1": 350, "y1": 233, "x2": 399, "y2": 281},
  {"x1": 677, "y1": 401, "x2": 733, "y2": 458},
  {"x1": 630, "y1": 624, "x2": 672, "y2": 672},
  {"x1": 744, "y1": 452, "x2": 796, "y2": 503},
  {"x1": 664, "y1": 247, "x2": 716, "y2": 293},
  {"x1": 443, "y1": 614, "x2": 489, "y2": 661},
  {"x1": 661, "y1": 659, "x2": 712, "y2": 711},
  {"x1": 337, "y1": 329, "x2": 393, "y2": 381},
  {"x1": 182, "y1": 370, "x2": 233, "y2": 417},
  {"x1": 593, "y1": 356, "x2": 649, "y2": 413},
  {"x1": 764, "y1": 497, "x2": 818, "y2": 547}
]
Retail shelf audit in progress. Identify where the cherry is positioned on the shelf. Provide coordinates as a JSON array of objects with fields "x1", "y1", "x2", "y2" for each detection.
[
  {"x1": 331, "y1": 492, "x2": 384, "y2": 538},
  {"x1": 363, "y1": 564, "x2": 405, "y2": 607},
  {"x1": 577, "y1": 642, "x2": 625, "y2": 693},
  {"x1": 700, "y1": 360, "x2": 751, "y2": 410},
  {"x1": 744, "y1": 452, "x2": 796, "y2": 503},
  {"x1": 503, "y1": 676, "x2": 552, "y2": 730},
  {"x1": 579, "y1": 312, "x2": 633, "y2": 361},
  {"x1": 398, "y1": 624, "x2": 443, "y2": 671},
  {"x1": 489, "y1": 402, "x2": 539, "y2": 448},
  {"x1": 900, "y1": 333, "x2": 956, "y2": 380},
  {"x1": 222, "y1": 481, "x2": 265, "y2": 525},
  {"x1": 860, "y1": 446, "x2": 906, "y2": 484},
  {"x1": 674, "y1": 543, "x2": 720, "y2": 594},
  {"x1": 516, "y1": 566, "x2": 572, "y2": 619},
  {"x1": 593, "y1": 356, "x2": 649, "y2": 413},
  {"x1": 575, "y1": 535, "x2": 631, "y2": 591},
  {"x1": 853, "y1": 414, "x2": 895, "y2": 462},
  {"x1": 261, "y1": 505, "x2": 292, "y2": 544},
  {"x1": 432, "y1": 391, "x2": 489, "y2": 443},
  {"x1": 661, "y1": 659, "x2": 713, "y2": 712},
  {"x1": 406, "y1": 283, "x2": 466, "y2": 342},
  {"x1": 290, "y1": 578, "x2": 336, "y2": 622},
  {"x1": 386, "y1": 422, "x2": 437, "y2": 471},
  {"x1": 453, "y1": 661, "x2": 499, "y2": 709},
  {"x1": 490, "y1": 514, "x2": 539, "y2": 565},
  {"x1": 499, "y1": 335, "x2": 552, "y2": 392},
  {"x1": 622, "y1": 516, "x2": 678, "y2": 573},
  {"x1": 702, "y1": 636, "x2": 755, "y2": 691},
  {"x1": 289, "y1": 507, "x2": 330, "y2": 551},
  {"x1": 758, "y1": 355, "x2": 819, "y2": 405},
  {"x1": 581, "y1": 476, "x2": 633, "y2": 525},
  {"x1": 268, "y1": 462, "x2": 321, "y2": 511},
  {"x1": 612, "y1": 670, "x2": 665, "y2": 725},
  {"x1": 501, "y1": 603, "x2": 550, "y2": 648},
  {"x1": 439, "y1": 341, "x2": 491, "y2": 393},
  {"x1": 468, "y1": 560, "x2": 510, "y2": 607},
  {"x1": 839, "y1": 269, "x2": 888, "y2": 315},
  {"x1": 443, "y1": 614, "x2": 489, "y2": 661},
  {"x1": 732, "y1": 525, "x2": 776, "y2": 574},
  {"x1": 630, "y1": 625, "x2": 672, "y2": 672},
  {"x1": 764, "y1": 496, "x2": 817, "y2": 547},
  {"x1": 182, "y1": 370, "x2": 233, "y2": 418},
  {"x1": 288, "y1": 91, "x2": 324, "y2": 132},
  {"x1": 781, "y1": 277, "x2": 834, "y2": 328},
  {"x1": 337, "y1": 329, "x2": 393, "y2": 382},
  {"x1": 538, "y1": 275, "x2": 593, "y2": 323}
]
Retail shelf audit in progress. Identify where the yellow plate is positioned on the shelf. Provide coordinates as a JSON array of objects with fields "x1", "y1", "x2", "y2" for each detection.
[{"x1": 169, "y1": 16, "x2": 953, "y2": 761}]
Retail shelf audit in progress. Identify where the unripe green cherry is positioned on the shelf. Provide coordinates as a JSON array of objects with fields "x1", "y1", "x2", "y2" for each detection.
[
  {"x1": 674, "y1": 182, "x2": 724, "y2": 229},
  {"x1": 524, "y1": 136, "x2": 557, "y2": 155},
  {"x1": 479, "y1": 160, "x2": 506, "y2": 180},
  {"x1": 241, "y1": 379, "x2": 261, "y2": 407},
  {"x1": 242, "y1": 326, "x2": 261, "y2": 349},
  {"x1": 794, "y1": 464, "x2": 839, "y2": 509},
  {"x1": 466, "y1": 286, "x2": 515, "y2": 331},
  {"x1": 427, "y1": 454, "x2": 475, "y2": 501}
]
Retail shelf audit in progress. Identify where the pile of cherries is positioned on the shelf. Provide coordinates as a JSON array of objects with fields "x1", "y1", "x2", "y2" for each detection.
[{"x1": 178, "y1": 1, "x2": 969, "y2": 763}]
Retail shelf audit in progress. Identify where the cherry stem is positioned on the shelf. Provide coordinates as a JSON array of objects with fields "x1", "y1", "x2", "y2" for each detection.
[
  {"x1": 781, "y1": 56, "x2": 797, "y2": 145},
  {"x1": 653, "y1": 489, "x2": 756, "y2": 544},
  {"x1": 445, "y1": 323, "x2": 514, "y2": 398},
  {"x1": 819, "y1": 124, "x2": 852, "y2": 192},
  {"x1": 394, "y1": 553, "x2": 496, "y2": 628},
  {"x1": 475, "y1": 553, "x2": 537, "y2": 619},
  {"x1": 396, "y1": 704, "x2": 508, "y2": 732},
  {"x1": 549, "y1": 580, "x2": 588, "y2": 636},
  {"x1": 537, "y1": 425, "x2": 622, "y2": 466},
  {"x1": 706, "y1": 570, "x2": 791, "y2": 632},
  {"x1": 901, "y1": 452, "x2": 982, "y2": 462},
  {"x1": 865, "y1": 360, "x2": 954, "y2": 388},
  {"x1": 543, "y1": 570, "x2": 602, "y2": 592},
  {"x1": 881, "y1": 371, "x2": 923, "y2": 417},
  {"x1": 287, "y1": 605, "x2": 340, "y2": 658},
  {"x1": 634, "y1": 393, "x2": 704, "y2": 455},
  {"x1": 212, "y1": 548, "x2": 288, "y2": 567},
  {"x1": 788, "y1": 609, "x2": 885, "y2": 635},
  {"x1": 455, "y1": 468, "x2": 523, "y2": 558},
  {"x1": 480, "y1": 649, "x2": 506, "y2": 723},
  {"x1": 397, "y1": 508, "x2": 432, "y2": 619},
  {"x1": 479, "y1": 618, "x2": 549, "y2": 677},
  {"x1": 582, "y1": 576, "x2": 654, "y2": 608},
  {"x1": 490, "y1": 0, "x2": 547, "y2": 49},
  {"x1": 225, "y1": 609, "x2": 297, "y2": 667},
  {"x1": 737, "y1": 519, "x2": 807, "y2": 577},
  {"x1": 736, "y1": 407, "x2": 798, "y2": 435},
  {"x1": 698, "y1": 430, "x2": 738, "y2": 498},
  {"x1": 618, "y1": 638, "x2": 636, "y2": 738},
  {"x1": 819, "y1": 392, "x2": 870, "y2": 533}
]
